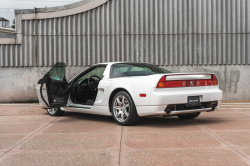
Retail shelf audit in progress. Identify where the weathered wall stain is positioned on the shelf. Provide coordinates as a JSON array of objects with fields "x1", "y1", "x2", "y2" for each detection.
[{"x1": 227, "y1": 70, "x2": 240, "y2": 94}]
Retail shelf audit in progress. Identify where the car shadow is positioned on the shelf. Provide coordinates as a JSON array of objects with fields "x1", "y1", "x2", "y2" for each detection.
[
  {"x1": 136, "y1": 116, "x2": 229, "y2": 128},
  {"x1": 58, "y1": 112, "x2": 115, "y2": 124},
  {"x1": 59, "y1": 112, "x2": 228, "y2": 128}
]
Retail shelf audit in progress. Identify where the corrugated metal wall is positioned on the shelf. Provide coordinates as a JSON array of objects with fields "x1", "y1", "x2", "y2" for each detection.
[
  {"x1": 1, "y1": 0, "x2": 250, "y2": 66},
  {"x1": 0, "y1": 45, "x2": 22, "y2": 66}
]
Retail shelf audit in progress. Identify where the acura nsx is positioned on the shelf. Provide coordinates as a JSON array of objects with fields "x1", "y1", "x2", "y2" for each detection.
[{"x1": 37, "y1": 62, "x2": 222, "y2": 125}]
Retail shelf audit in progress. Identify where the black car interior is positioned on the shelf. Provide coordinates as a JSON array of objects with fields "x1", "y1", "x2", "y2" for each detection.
[{"x1": 70, "y1": 65, "x2": 106, "y2": 105}]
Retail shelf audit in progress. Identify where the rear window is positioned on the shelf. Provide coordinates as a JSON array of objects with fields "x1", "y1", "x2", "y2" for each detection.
[{"x1": 110, "y1": 63, "x2": 171, "y2": 78}]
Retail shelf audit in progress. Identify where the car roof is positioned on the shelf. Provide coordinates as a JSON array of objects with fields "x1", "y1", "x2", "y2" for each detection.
[{"x1": 95, "y1": 62, "x2": 149, "y2": 65}]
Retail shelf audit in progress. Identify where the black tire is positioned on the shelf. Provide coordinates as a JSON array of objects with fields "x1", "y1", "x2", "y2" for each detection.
[
  {"x1": 47, "y1": 107, "x2": 65, "y2": 116},
  {"x1": 111, "y1": 91, "x2": 140, "y2": 126},
  {"x1": 178, "y1": 112, "x2": 200, "y2": 120}
]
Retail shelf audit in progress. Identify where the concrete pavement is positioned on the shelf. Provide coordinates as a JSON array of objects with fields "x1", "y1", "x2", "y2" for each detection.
[{"x1": 0, "y1": 103, "x2": 250, "y2": 165}]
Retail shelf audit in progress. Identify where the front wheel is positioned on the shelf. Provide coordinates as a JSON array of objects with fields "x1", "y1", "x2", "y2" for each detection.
[
  {"x1": 47, "y1": 107, "x2": 65, "y2": 116},
  {"x1": 178, "y1": 112, "x2": 200, "y2": 120},
  {"x1": 111, "y1": 91, "x2": 140, "y2": 126}
]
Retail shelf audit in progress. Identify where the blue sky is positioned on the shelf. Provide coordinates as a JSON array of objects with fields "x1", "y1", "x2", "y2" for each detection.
[{"x1": 0, "y1": 0, "x2": 79, "y2": 25}]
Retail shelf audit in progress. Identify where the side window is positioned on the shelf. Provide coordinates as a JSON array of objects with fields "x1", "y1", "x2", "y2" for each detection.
[
  {"x1": 49, "y1": 62, "x2": 66, "y2": 81},
  {"x1": 115, "y1": 67, "x2": 128, "y2": 73},
  {"x1": 131, "y1": 67, "x2": 151, "y2": 72},
  {"x1": 78, "y1": 66, "x2": 106, "y2": 81}
]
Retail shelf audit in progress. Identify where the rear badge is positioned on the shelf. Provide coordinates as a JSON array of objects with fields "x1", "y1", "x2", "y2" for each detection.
[
  {"x1": 54, "y1": 100, "x2": 56, "y2": 102},
  {"x1": 190, "y1": 81, "x2": 194, "y2": 86}
]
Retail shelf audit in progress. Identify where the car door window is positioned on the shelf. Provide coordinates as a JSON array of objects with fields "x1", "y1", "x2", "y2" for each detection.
[
  {"x1": 78, "y1": 66, "x2": 106, "y2": 81},
  {"x1": 130, "y1": 66, "x2": 151, "y2": 72},
  {"x1": 111, "y1": 63, "x2": 171, "y2": 78},
  {"x1": 48, "y1": 62, "x2": 66, "y2": 81}
]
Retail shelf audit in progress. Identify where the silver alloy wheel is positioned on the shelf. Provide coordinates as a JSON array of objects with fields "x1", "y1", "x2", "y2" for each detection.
[
  {"x1": 47, "y1": 108, "x2": 57, "y2": 115},
  {"x1": 113, "y1": 95, "x2": 130, "y2": 122}
]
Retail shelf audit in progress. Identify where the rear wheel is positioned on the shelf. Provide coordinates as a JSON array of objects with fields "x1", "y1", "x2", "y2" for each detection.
[
  {"x1": 47, "y1": 107, "x2": 64, "y2": 116},
  {"x1": 178, "y1": 112, "x2": 200, "y2": 120},
  {"x1": 111, "y1": 91, "x2": 140, "y2": 126}
]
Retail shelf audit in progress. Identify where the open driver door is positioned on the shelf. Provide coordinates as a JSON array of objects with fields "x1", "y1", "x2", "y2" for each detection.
[{"x1": 36, "y1": 62, "x2": 70, "y2": 109}]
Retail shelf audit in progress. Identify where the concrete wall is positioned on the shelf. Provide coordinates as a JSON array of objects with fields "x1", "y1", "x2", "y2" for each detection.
[
  {"x1": 0, "y1": 66, "x2": 85, "y2": 102},
  {"x1": 0, "y1": 65, "x2": 249, "y2": 103}
]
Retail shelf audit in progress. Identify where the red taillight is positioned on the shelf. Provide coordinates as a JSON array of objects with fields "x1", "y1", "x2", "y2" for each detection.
[
  {"x1": 211, "y1": 74, "x2": 218, "y2": 85},
  {"x1": 156, "y1": 74, "x2": 218, "y2": 88}
]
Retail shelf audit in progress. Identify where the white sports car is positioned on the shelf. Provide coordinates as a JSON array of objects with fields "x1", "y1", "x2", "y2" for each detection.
[{"x1": 37, "y1": 62, "x2": 222, "y2": 126}]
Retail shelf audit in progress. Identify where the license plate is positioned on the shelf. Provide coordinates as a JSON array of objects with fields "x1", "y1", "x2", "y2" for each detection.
[{"x1": 187, "y1": 96, "x2": 201, "y2": 107}]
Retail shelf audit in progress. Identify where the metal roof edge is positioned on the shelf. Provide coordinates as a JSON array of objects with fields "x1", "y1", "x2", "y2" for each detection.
[
  {"x1": 15, "y1": 0, "x2": 93, "y2": 14},
  {"x1": 14, "y1": 0, "x2": 109, "y2": 20}
]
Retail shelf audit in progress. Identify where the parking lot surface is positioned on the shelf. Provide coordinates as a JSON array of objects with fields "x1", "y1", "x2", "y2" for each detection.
[{"x1": 0, "y1": 103, "x2": 250, "y2": 165}]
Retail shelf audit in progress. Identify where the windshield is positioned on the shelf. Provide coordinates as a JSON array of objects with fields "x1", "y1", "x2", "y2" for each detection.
[{"x1": 110, "y1": 63, "x2": 172, "y2": 78}]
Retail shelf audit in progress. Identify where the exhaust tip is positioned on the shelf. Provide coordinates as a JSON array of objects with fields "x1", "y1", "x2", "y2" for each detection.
[
  {"x1": 166, "y1": 109, "x2": 172, "y2": 115},
  {"x1": 207, "y1": 104, "x2": 216, "y2": 112},
  {"x1": 211, "y1": 104, "x2": 216, "y2": 111}
]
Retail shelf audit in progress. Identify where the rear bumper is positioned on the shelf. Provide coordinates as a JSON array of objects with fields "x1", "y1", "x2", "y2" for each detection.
[
  {"x1": 136, "y1": 86, "x2": 222, "y2": 117},
  {"x1": 149, "y1": 86, "x2": 222, "y2": 106},
  {"x1": 136, "y1": 105, "x2": 218, "y2": 116},
  {"x1": 167, "y1": 107, "x2": 213, "y2": 116},
  {"x1": 136, "y1": 105, "x2": 219, "y2": 116}
]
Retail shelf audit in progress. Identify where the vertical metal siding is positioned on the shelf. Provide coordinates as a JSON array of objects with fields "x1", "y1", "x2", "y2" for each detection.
[
  {"x1": 1, "y1": 34, "x2": 249, "y2": 66},
  {"x1": 21, "y1": 0, "x2": 250, "y2": 35},
  {"x1": 0, "y1": 44, "x2": 22, "y2": 66},
  {"x1": 1, "y1": 0, "x2": 250, "y2": 67}
]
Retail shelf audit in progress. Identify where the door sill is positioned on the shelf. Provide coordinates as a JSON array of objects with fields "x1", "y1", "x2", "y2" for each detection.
[
  {"x1": 67, "y1": 97, "x2": 93, "y2": 110},
  {"x1": 67, "y1": 105, "x2": 91, "y2": 109}
]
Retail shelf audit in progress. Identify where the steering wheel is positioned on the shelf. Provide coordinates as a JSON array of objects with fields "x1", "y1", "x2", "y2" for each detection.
[{"x1": 88, "y1": 75, "x2": 101, "y2": 91}]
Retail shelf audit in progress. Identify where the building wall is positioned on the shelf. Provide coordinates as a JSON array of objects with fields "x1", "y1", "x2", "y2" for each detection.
[
  {"x1": 0, "y1": 0, "x2": 250, "y2": 102},
  {"x1": 0, "y1": 20, "x2": 10, "y2": 28}
]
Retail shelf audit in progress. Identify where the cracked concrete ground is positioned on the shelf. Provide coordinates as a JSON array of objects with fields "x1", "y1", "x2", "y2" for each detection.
[{"x1": 0, "y1": 103, "x2": 250, "y2": 165}]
